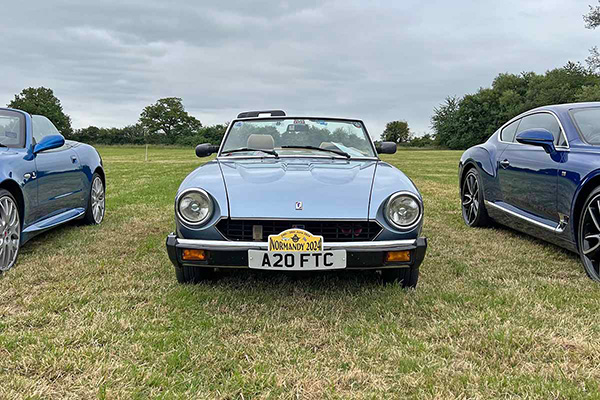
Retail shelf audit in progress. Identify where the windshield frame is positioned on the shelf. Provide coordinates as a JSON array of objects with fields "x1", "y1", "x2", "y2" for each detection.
[{"x1": 217, "y1": 116, "x2": 379, "y2": 160}]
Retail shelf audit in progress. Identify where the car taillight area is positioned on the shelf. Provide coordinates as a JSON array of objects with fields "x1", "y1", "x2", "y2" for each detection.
[{"x1": 216, "y1": 219, "x2": 382, "y2": 242}]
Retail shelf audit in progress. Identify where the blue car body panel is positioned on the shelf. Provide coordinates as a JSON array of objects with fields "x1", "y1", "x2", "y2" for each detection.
[
  {"x1": 0, "y1": 108, "x2": 104, "y2": 244},
  {"x1": 459, "y1": 102, "x2": 600, "y2": 253},
  {"x1": 176, "y1": 156, "x2": 424, "y2": 242},
  {"x1": 219, "y1": 158, "x2": 376, "y2": 220}
]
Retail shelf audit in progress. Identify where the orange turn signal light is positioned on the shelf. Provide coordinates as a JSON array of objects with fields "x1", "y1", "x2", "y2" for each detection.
[
  {"x1": 182, "y1": 249, "x2": 207, "y2": 261},
  {"x1": 386, "y1": 251, "x2": 411, "y2": 262}
]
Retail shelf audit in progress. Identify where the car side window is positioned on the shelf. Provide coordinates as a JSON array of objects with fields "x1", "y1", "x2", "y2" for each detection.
[
  {"x1": 500, "y1": 119, "x2": 520, "y2": 142},
  {"x1": 32, "y1": 115, "x2": 60, "y2": 144},
  {"x1": 516, "y1": 113, "x2": 564, "y2": 146}
]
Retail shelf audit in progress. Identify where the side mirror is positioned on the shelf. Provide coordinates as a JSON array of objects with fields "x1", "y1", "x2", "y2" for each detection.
[
  {"x1": 34, "y1": 134, "x2": 65, "y2": 154},
  {"x1": 195, "y1": 143, "x2": 219, "y2": 158},
  {"x1": 515, "y1": 129, "x2": 556, "y2": 154},
  {"x1": 376, "y1": 141, "x2": 397, "y2": 154}
]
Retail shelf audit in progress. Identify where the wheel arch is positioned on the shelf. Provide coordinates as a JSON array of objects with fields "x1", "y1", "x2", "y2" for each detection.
[
  {"x1": 460, "y1": 161, "x2": 478, "y2": 187},
  {"x1": 0, "y1": 179, "x2": 25, "y2": 228},
  {"x1": 93, "y1": 166, "x2": 105, "y2": 187},
  {"x1": 572, "y1": 172, "x2": 600, "y2": 251}
]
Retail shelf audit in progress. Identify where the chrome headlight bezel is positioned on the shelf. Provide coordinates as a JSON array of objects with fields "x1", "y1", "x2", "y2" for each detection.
[
  {"x1": 384, "y1": 191, "x2": 423, "y2": 230},
  {"x1": 176, "y1": 188, "x2": 214, "y2": 227}
]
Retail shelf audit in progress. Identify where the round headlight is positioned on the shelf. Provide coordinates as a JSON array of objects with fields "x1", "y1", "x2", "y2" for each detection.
[
  {"x1": 385, "y1": 192, "x2": 422, "y2": 229},
  {"x1": 177, "y1": 189, "x2": 213, "y2": 226}
]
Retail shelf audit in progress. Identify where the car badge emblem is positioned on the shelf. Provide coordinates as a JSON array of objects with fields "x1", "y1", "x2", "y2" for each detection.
[{"x1": 295, "y1": 201, "x2": 303, "y2": 210}]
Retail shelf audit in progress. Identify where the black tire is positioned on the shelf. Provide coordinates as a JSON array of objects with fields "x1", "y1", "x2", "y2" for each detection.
[
  {"x1": 381, "y1": 266, "x2": 419, "y2": 288},
  {"x1": 578, "y1": 186, "x2": 600, "y2": 282},
  {"x1": 0, "y1": 189, "x2": 21, "y2": 273},
  {"x1": 461, "y1": 168, "x2": 490, "y2": 227},
  {"x1": 175, "y1": 265, "x2": 215, "y2": 283},
  {"x1": 83, "y1": 173, "x2": 105, "y2": 225}
]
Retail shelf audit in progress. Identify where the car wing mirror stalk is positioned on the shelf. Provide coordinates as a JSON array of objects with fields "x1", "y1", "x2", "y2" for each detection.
[
  {"x1": 515, "y1": 129, "x2": 557, "y2": 154},
  {"x1": 196, "y1": 143, "x2": 219, "y2": 157}
]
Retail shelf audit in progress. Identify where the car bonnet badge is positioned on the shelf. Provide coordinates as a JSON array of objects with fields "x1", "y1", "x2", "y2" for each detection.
[{"x1": 295, "y1": 201, "x2": 303, "y2": 210}]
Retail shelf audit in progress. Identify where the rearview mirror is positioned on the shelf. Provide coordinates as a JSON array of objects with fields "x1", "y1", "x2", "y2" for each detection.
[
  {"x1": 376, "y1": 141, "x2": 397, "y2": 154},
  {"x1": 195, "y1": 143, "x2": 219, "y2": 158},
  {"x1": 34, "y1": 134, "x2": 65, "y2": 154},
  {"x1": 515, "y1": 129, "x2": 556, "y2": 154}
]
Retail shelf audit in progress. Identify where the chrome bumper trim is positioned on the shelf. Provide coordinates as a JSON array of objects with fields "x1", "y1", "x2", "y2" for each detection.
[
  {"x1": 484, "y1": 200, "x2": 564, "y2": 233},
  {"x1": 173, "y1": 237, "x2": 419, "y2": 252}
]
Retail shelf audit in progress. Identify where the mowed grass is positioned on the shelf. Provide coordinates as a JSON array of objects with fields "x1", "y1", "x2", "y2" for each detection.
[{"x1": 1, "y1": 146, "x2": 599, "y2": 399}]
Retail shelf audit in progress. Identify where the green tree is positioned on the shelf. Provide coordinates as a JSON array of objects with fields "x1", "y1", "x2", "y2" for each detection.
[
  {"x1": 139, "y1": 97, "x2": 202, "y2": 144},
  {"x1": 381, "y1": 120, "x2": 410, "y2": 143},
  {"x1": 431, "y1": 65, "x2": 600, "y2": 149},
  {"x1": 8, "y1": 87, "x2": 73, "y2": 137},
  {"x1": 431, "y1": 96, "x2": 460, "y2": 148},
  {"x1": 584, "y1": 2, "x2": 600, "y2": 71},
  {"x1": 407, "y1": 133, "x2": 436, "y2": 148},
  {"x1": 585, "y1": 1, "x2": 600, "y2": 28}
]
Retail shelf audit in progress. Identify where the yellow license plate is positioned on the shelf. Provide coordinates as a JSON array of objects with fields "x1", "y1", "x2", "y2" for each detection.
[{"x1": 268, "y1": 229, "x2": 323, "y2": 252}]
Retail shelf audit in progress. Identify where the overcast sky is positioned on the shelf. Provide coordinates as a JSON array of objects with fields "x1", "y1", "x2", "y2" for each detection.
[{"x1": 1, "y1": 0, "x2": 598, "y2": 138}]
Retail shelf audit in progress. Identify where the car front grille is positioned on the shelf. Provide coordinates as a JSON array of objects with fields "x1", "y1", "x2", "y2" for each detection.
[{"x1": 216, "y1": 219, "x2": 382, "y2": 242}]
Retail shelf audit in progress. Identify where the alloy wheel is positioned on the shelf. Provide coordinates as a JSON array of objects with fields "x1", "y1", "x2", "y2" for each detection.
[
  {"x1": 91, "y1": 177, "x2": 105, "y2": 224},
  {"x1": 0, "y1": 196, "x2": 20, "y2": 271},
  {"x1": 580, "y1": 194, "x2": 600, "y2": 280},
  {"x1": 462, "y1": 172, "x2": 480, "y2": 226}
]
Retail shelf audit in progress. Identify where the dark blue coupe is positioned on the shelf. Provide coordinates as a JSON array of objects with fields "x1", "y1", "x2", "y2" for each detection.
[
  {"x1": 459, "y1": 102, "x2": 600, "y2": 282},
  {"x1": 0, "y1": 108, "x2": 105, "y2": 272}
]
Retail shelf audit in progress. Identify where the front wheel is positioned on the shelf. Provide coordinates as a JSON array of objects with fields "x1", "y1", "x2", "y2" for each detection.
[
  {"x1": 461, "y1": 168, "x2": 490, "y2": 227},
  {"x1": 0, "y1": 190, "x2": 21, "y2": 272},
  {"x1": 175, "y1": 265, "x2": 215, "y2": 283},
  {"x1": 578, "y1": 187, "x2": 600, "y2": 282},
  {"x1": 381, "y1": 266, "x2": 419, "y2": 288},
  {"x1": 83, "y1": 173, "x2": 105, "y2": 225}
]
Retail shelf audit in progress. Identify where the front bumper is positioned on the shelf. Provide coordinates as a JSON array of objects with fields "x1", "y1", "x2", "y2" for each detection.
[{"x1": 166, "y1": 234, "x2": 427, "y2": 270}]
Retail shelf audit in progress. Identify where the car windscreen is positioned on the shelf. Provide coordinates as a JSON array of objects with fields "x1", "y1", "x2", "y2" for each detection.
[
  {"x1": 0, "y1": 110, "x2": 25, "y2": 148},
  {"x1": 220, "y1": 119, "x2": 376, "y2": 158},
  {"x1": 571, "y1": 107, "x2": 600, "y2": 144}
]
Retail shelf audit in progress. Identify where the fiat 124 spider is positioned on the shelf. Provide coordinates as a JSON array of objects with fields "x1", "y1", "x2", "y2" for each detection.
[{"x1": 166, "y1": 110, "x2": 427, "y2": 287}]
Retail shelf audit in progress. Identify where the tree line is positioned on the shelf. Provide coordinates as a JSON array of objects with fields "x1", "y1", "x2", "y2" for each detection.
[{"x1": 7, "y1": 89, "x2": 228, "y2": 146}]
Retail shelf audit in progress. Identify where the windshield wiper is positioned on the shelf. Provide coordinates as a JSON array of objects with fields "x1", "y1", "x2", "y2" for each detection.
[
  {"x1": 0, "y1": 143, "x2": 7, "y2": 148},
  {"x1": 281, "y1": 145, "x2": 350, "y2": 159},
  {"x1": 221, "y1": 147, "x2": 279, "y2": 158}
]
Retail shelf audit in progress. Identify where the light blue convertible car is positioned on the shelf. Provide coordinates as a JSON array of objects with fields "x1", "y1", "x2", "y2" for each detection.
[{"x1": 166, "y1": 110, "x2": 427, "y2": 287}]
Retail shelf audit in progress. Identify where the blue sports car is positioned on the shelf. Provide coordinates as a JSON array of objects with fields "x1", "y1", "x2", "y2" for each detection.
[
  {"x1": 0, "y1": 108, "x2": 105, "y2": 272},
  {"x1": 166, "y1": 110, "x2": 427, "y2": 287},
  {"x1": 459, "y1": 102, "x2": 600, "y2": 282}
]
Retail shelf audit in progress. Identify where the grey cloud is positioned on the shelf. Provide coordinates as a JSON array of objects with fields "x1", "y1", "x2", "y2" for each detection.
[{"x1": 0, "y1": 0, "x2": 597, "y2": 136}]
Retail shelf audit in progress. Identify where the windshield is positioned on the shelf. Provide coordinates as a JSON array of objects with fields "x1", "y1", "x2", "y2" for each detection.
[
  {"x1": 220, "y1": 118, "x2": 376, "y2": 158},
  {"x1": 571, "y1": 107, "x2": 600, "y2": 144},
  {"x1": 0, "y1": 110, "x2": 25, "y2": 148}
]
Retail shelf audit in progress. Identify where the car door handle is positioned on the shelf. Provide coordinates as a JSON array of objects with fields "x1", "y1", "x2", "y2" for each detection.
[
  {"x1": 500, "y1": 159, "x2": 510, "y2": 169},
  {"x1": 71, "y1": 156, "x2": 78, "y2": 164}
]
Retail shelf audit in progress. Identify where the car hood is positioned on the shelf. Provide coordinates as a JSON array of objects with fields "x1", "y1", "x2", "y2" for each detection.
[{"x1": 218, "y1": 158, "x2": 377, "y2": 219}]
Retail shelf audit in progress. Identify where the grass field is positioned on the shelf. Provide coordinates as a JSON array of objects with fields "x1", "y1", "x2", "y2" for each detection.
[{"x1": 1, "y1": 146, "x2": 599, "y2": 399}]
